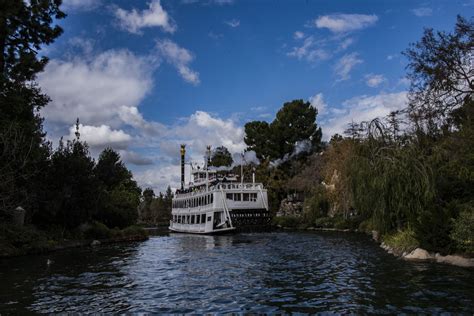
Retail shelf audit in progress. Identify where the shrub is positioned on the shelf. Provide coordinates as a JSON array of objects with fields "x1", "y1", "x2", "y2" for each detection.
[
  {"x1": 83, "y1": 221, "x2": 112, "y2": 240},
  {"x1": 313, "y1": 217, "x2": 335, "y2": 228},
  {"x1": 272, "y1": 216, "x2": 301, "y2": 228},
  {"x1": 122, "y1": 225, "x2": 148, "y2": 238},
  {"x1": 450, "y1": 205, "x2": 474, "y2": 253},
  {"x1": 383, "y1": 229, "x2": 420, "y2": 254},
  {"x1": 303, "y1": 186, "x2": 329, "y2": 223}
]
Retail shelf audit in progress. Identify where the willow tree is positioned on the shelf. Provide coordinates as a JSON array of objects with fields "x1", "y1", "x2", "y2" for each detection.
[{"x1": 349, "y1": 119, "x2": 435, "y2": 234}]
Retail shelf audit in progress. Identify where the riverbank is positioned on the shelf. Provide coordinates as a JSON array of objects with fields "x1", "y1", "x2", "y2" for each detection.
[
  {"x1": 273, "y1": 219, "x2": 474, "y2": 269},
  {"x1": 0, "y1": 223, "x2": 149, "y2": 258}
]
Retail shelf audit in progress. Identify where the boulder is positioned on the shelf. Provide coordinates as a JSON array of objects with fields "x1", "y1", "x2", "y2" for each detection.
[
  {"x1": 434, "y1": 254, "x2": 474, "y2": 268},
  {"x1": 90, "y1": 240, "x2": 101, "y2": 247},
  {"x1": 404, "y1": 248, "x2": 433, "y2": 260}
]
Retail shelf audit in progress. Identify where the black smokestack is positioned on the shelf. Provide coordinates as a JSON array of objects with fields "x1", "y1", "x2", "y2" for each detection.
[
  {"x1": 206, "y1": 145, "x2": 211, "y2": 168},
  {"x1": 180, "y1": 144, "x2": 186, "y2": 190}
]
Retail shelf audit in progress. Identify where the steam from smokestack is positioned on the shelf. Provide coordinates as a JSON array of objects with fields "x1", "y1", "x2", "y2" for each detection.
[
  {"x1": 208, "y1": 150, "x2": 260, "y2": 172},
  {"x1": 270, "y1": 139, "x2": 312, "y2": 168}
]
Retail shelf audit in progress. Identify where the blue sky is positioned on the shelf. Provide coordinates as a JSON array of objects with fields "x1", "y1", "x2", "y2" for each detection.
[{"x1": 37, "y1": 0, "x2": 472, "y2": 192}]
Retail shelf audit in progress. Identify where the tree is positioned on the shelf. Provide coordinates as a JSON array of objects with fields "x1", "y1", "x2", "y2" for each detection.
[
  {"x1": 37, "y1": 137, "x2": 99, "y2": 229},
  {"x1": 209, "y1": 146, "x2": 233, "y2": 167},
  {"x1": 245, "y1": 99, "x2": 323, "y2": 161},
  {"x1": 244, "y1": 121, "x2": 271, "y2": 159},
  {"x1": 95, "y1": 148, "x2": 141, "y2": 228},
  {"x1": 0, "y1": 0, "x2": 65, "y2": 215},
  {"x1": 270, "y1": 100, "x2": 322, "y2": 159},
  {"x1": 404, "y1": 15, "x2": 473, "y2": 136}
]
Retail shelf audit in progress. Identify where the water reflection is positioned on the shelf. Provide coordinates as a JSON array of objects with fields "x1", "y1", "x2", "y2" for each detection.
[{"x1": 0, "y1": 232, "x2": 473, "y2": 314}]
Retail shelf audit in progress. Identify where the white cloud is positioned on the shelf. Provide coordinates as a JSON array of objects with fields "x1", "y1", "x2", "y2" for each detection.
[
  {"x1": 134, "y1": 110, "x2": 246, "y2": 192},
  {"x1": 287, "y1": 36, "x2": 330, "y2": 63},
  {"x1": 387, "y1": 54, "x2": 398, "y2": 61},
  {"x1": 315, "y1": 14, "x2": 378, "y2": 33},
  {"x1": 62, "y1": 0, "x2": 100, "y2": 11},
  {"x1": 156, "y1": 39, "x2": 200, "y2": 85},
  {"x1": 294, "y1": 31, "x2": 305, "y2": 40},
  {"x1": 225, "y1": 19, "x2": 240, "y2": 28},
  {"x1": 321, "y1": 92, "x2": 407, "y2": 139},
  {"x1": 334, "y1": 52, "x2": 363, "y2": 81},
  {"x1": 120, "y1": 150, "x2": 154, "y2": 166},
  {"x1": 68, "y1": 124, "x2": 132, "y2": 149},
  {"x1": 309, "y1": 93, "x2": 327, "y2": 116},
  {"x1": 339, "y1": 37, "x2": 354, "y2": 50},
  {"x1": 115, "y1": 0, "x2": 176, "y2": 34},
  {"x1": 411, "y1": 7, "x2": 433, "y2": 17},
  {"x1": 39, "y1": 49, "x2": 155, "y2": 127},
  {"x1": 365, "y1": 73, "x2": 387, "y2": 87}
]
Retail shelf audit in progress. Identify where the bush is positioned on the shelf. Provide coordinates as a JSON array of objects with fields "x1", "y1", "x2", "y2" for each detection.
[
  {"x1": 122, "y1": 225, "x2": 148, "y2": 238},
  {"x1": 450, "y1": 205, "x2": 474, "y2": 253},
  {"x1": 313, "y1": 217, "x2": 335, "y2": 228},
  {"x1": 272, "y1": 216, "x2": 301, "y2": 228},
  {"x1": 83, "y1": 221, "x2": 112, "y2": 240},
  {"x1": 358, "y1": 219, "x2": 375, "y2": 233},
  {"x1": 303, "y1": 186, "x2": 329, "y2": 223},
  {"x1": 383, "y1": 229, "x2": 420, "y2": 254}
]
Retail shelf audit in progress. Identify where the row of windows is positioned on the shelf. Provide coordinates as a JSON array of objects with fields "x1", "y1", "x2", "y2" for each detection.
[
  {"x1": 173, "y1": 194, "x2": 214, "y2": 209},
  {"x1": 226, "y1": 193, "x2": 258, "y2": 202},
  {"x1": 172, "y1": 214, "x2": 211, "y2": 224}
]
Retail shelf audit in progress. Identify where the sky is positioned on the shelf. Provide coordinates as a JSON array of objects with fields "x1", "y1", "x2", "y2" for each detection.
[{"x1": 36, "y1": 0, "x2": 472, "y2": 192}]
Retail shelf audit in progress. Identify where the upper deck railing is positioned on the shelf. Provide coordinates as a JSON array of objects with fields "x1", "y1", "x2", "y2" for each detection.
[{"x1": 175, "y1": 183, "x2": 265, "y2": 199}]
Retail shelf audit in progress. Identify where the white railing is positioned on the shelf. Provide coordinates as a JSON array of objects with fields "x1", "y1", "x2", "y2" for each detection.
[{"x1": 175, "y1": 183, "x2": 265, "y2": 199}]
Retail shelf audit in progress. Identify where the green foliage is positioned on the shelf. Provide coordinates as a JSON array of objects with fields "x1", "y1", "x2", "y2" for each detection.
[
  {"x1": 83, "y1": 221, "x2": 112, "y2": 240},
  {"x1": 245, "y1": 99, "x2": 322, "y2": 160},
  {"x1": 97, "y1": 186, "x2": 140, "y2": 229},
  {"x1": 0, "y1": 0, "x2": 65, "y2": 217},
  {"x1": 0, "y1": 224, "x2": 50, "y2": 256},
  {"x1": 450, "y1": 205, "x2": 474, "y2": 253},
  {"x1": 138, "y1": 186, "x2": 173, "y2": 224},
  {"x1": 272, "y1": 216, "x2": 301, "y2": 228},
  {"x1": 303, "y1": 186, "x2": 329, "y2": 223},
  {"x1": 38, "y1": 138, "x2": 100, "y2": 229},
  {"x1": 209, "y1": 146, "x2": 233, "y2": 167},
  {"x1": 383, "y1": 229, "x2": 420, "y2": 254}
]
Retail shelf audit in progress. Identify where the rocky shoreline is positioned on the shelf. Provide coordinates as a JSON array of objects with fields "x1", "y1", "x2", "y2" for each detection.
[
  {"x1": 276, "y1": 225, "x2": 474, "y2": 269},
  {"x1": 380, "y1": 242, "x2": 474, "y2": 268}
]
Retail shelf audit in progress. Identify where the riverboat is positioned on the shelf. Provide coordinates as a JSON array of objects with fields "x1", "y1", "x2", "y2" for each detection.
[{"x1": 169, "y1": 145, "x2": 270, "y2": 234}]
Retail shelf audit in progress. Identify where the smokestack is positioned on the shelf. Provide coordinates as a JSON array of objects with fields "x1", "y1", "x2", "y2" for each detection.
[
  {"x1": 180, "y1": 144, "x2": 186, "y2": 190},
  {"x1": 206, "y1": 145, "x2": 211, "y2": 168}
]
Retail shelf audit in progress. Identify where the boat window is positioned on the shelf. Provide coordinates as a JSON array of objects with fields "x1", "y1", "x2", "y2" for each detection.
[
  {"x1": 243, "y1": 193, "x2": 250, "y2": 201},
  {"x1": 207, "y1": 216, "x2": 212, "y2": 222},
  {"x1": 196, "y1": 215, "x2": 200, "y2": 224},
  {"x1": 201, "y1": 214, "x2": 206, "y2": 223},
  {"x1": 191, "y1": 215, "x2": 195, "y2": 224},
  {"x1": 210, "y1": 194, "x2": 214, "y2": 203},
  {"x1": 186, "y1": 215, "x2": 190, "y2": 223},
  {"x1": 250, "y1": 193, "x2": 257, "y2": 201},
  {"x1": 234, "y1": 193, "x2": 241, "y2": 201},
  {"x1": 226, "y1": 193, "x2": 233, "y2": 200}
]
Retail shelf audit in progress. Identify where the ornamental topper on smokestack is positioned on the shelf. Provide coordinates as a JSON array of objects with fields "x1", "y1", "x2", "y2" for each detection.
[{"x1": 180, "y1": 144, "x2": 186, "y2": 190}]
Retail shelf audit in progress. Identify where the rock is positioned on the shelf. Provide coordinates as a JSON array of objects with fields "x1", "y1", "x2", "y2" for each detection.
[
  {"x1": 435, "y1": 254, "x2": 474, "y2": 268},
  {"x1": 402, "y1": 252, "x2": 407, "y2": 257},
  {"x1": 372, "y1": 230, "x2": 380, "y2": 242},
  {"x1": 404, "y1": 248, "x2": 433, "y2": 260},
  {"x1": 90, "y1": 240, "x2": 101, "y2": 247}
]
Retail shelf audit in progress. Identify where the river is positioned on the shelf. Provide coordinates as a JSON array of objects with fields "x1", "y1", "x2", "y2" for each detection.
[{"x1": 0, "y1": 231, "x2": 473, "y2": 314}]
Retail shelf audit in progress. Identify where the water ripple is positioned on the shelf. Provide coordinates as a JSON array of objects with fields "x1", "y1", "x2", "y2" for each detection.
[{"x1": 0, "y1": 232, "x2": 473, "y2": 314}]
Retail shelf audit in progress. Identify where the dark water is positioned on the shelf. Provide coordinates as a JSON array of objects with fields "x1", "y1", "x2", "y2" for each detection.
[{"x1": 0, "y1": 232, "x2": 473, "y2": 314}]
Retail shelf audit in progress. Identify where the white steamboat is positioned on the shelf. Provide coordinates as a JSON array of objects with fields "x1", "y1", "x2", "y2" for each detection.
[{"x1": 169, "y1": 145, "x2": 270, "y2": 234}]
